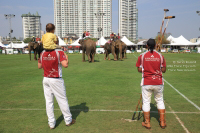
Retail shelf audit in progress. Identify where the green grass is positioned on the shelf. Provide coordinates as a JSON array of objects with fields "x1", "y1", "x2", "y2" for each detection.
[{"x1": 0, "y1": 53, "x2": 199, "y2": 133}]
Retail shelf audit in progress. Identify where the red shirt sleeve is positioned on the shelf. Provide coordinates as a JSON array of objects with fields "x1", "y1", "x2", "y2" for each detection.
[
  {"x1": 59, "y1": 51, "x2": 67, "y2": 62},
  {"x1": 136, "y1": 55, "x2": 142, "y2": 67},
  {"x1": 162, "y1": 55, "x2": 166, "y2": 67}
]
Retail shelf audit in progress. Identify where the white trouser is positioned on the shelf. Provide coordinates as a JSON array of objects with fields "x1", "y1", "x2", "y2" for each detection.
[
  {"x1": 43, "y1": 77, "x2": 72, "y2": 128},
  {"x1": 142, "y1": 85, "x2": 165, "y2": 112}
]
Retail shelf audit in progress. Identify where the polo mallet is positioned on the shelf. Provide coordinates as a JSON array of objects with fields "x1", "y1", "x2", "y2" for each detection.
[
  {"x1": 132, "y1": 94, "x2": 143, "y2": 120},
  {"x1": 159, "y1": 16, "x2": 175, "y2": 49},
  {"x1": 156, "y1": 9, "x2": 169, "y2": 51},
  {"x1": 157, "y1": 9, "x2": 175, "y2": 51}
]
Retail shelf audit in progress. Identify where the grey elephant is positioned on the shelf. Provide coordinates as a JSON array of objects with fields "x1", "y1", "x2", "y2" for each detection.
[
  {"x1": 109, "y1": 39, "x2": 127, "y2": 61},
  {"x1": 104, "y1": 42, "x2": 112, "y2": 60},
  {"x1": 28, "y1": 42, "x2": 43, "y2": 61},
  {"x1": 78, "y1": 38, "x2": 96, "y2": 62}
]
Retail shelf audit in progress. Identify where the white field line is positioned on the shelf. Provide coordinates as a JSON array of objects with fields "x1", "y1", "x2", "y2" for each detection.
[
  {"x1": 0, "y1": 108, "x2": 200, "y2": 114},
  {"x1": 164, "y1": 79, "x2": 200, "y2": 111},
  {"x1": 133, "y1": 53, "x2": 200, "y2": 111},
  {"x1": 168, "y1": 105, "x2": 190, "y2": 133}
]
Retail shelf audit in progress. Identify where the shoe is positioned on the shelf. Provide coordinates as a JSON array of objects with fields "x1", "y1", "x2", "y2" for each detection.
[
  {"x1": 66, "y1": 119, "x2": 76, "y2": 126},
  {"x1": 49, "y1": 125, "x2": 55, "y2": 130},
  {"x1": 142, "y1": 111, "x2": 151, "y2": 129},
  {"x1": 158, "y1": 109, "x2": 167, "y2": 129}
]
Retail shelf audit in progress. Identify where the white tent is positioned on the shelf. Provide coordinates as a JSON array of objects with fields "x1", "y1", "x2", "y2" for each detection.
[
  {"x1": 194, "y1": 40, "x2": 200, "y2": 45},
  {"x1": 121, "y1": 36, "x2": 135, "y2": 46},
  {"x1": 1, "y1": 44, "x2": 11, "y2": 48},
  {"x1": 166, "y1": 35, "x2": 198, "y2": 46},
  {"x1": 167, "y1": 35, "x2": 175, "y2": 42},
  {"x1": 58, "y1": 36, "x2": 67, "y2": 46},
  {"x1": 97, "y1": 36, "x2": 107, "y2": 46},
  {"x1": 0, "y1": 42, "x2": 4, "y2": 47},
  {"x1": 12, "y1": 42, "x2": 27, "y2": 48},
  {"x1": 70, "y1": 37, "x2": 81, "y2": 46},
  {"x1": 22, "y1": 41, "x2": 29, "y2": 47},
  {"x1": 137, "y1": 40, "x2": 147, "y2": 45}
]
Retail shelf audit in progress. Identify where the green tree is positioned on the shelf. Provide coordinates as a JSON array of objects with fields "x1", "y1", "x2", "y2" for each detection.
[
  {"x1": 155, "y1": 35, "x2": 170, "y2": 45},
  {"x1": 23, "y1": 38, "x2": 32, "y2": 43}
]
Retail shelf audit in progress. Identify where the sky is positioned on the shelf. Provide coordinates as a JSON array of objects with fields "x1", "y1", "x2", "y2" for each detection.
[{"x1": 0, "y1": 0, "x2": 200, "y2": 40}]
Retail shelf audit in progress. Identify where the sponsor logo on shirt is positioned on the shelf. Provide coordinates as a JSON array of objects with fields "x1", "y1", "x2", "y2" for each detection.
[
  {"x1": 43, "y1": 54, "x2": 56, "y2": 61},
  {"x1": 145, "y1": 55, "x2": 160, "y2": 62}
]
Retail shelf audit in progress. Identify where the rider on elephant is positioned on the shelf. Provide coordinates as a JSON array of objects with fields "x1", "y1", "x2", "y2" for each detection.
[{"x1": 32, "y1": 36, "x2": 36, "y2": 43}]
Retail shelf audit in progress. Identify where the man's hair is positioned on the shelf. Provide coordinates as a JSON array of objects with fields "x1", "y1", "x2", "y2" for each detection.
[
  {"x1": 147, "y1": 39, "x2": 156, "y2": 53},
  {"x1": 46, "y1": 23, "x2": 55, "y2": 32}
]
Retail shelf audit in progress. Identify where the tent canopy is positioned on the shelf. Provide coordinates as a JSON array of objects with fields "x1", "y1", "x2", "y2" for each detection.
[
  {"x1": 11, "y1": 42, "x2": 27, "y2": 48},
  {"x1": 58, "y1": 36, "x2": 67, "y2": 46},
  {"x1": 121, "y1": 36, "x2": 135, "y2": 46},
  {"x1": 97, "y1": 36, "x2": 107, "y2": 46},
  {"x1": 137, "y1": 40, "x2": 147, "y2": 45},
  {"x1": 166, "y1": 35, "x2": 199, "y2": 46},
  {"x1": 70, "y1": 37, "x2": 81, "y2": 46}
]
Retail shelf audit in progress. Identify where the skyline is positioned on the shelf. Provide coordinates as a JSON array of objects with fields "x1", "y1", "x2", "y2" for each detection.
[{"x1": 0, "y1": 0, "x2": 200, "y2": 40}]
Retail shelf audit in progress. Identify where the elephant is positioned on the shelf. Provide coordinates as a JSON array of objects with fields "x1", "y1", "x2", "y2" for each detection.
[
  {"x1": 28, "y1": 42, "x2": 43, "y2": 61},
  {"x1": 104, "y1": 42, "x2": 112, "y2": 60},
  {"x1": 78, "y1": 38, "x2": 96, "y2": 62},
  {"x1": 109, "y1": 39, "x2": 127, "y2": 61}
]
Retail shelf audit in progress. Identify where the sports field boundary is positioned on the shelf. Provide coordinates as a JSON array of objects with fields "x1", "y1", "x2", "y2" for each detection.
[{"x1": 0, "y1": 108, "x2": 200, "y2": 114}]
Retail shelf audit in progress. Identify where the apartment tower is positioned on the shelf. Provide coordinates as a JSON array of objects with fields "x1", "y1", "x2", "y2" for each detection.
[
  {"x1": 119, "y1": 0, "x2": 138, "y2": 42},
  {"x1": 54, "y1": 0, "x2": 112, "y2": 38},
  {"x1": 21, "y1": 12, "x2": 41, "y2": 39}
]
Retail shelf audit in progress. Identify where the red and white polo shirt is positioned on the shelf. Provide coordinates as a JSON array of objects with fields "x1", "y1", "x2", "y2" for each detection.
[
  {"x1": 136, "y1": 50, "x2": 166, "y2": 86},
  {"x1": 38, "y1": 49, "x2": 66, "y2": 78}
]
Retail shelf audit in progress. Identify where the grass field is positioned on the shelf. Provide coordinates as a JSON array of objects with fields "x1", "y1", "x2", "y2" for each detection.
[{"x1": 0, "y1": 53, "x2": 199, "y2": 133}]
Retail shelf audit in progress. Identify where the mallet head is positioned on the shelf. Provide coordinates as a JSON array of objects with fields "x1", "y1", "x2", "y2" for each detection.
[
  {"x1": 164, "y1": 9, "x2": 169, "y2": 12},
  {"x1": 165, "y1": 16, "x2": 175, "y2": 19}
]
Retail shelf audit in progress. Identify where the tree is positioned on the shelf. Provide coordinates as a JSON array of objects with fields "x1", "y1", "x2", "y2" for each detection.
[
  {"x1": 23, "y1": 38, "x2": 32, "y2": 43},
  {"x1": 155, "y1": 35, "x2": 170, "y2": 45}
]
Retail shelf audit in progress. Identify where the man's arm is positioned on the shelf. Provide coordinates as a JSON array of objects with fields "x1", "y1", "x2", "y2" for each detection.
[
  {"x1": 38, "y1": 62, "x2": 42, "y2": 69},
  {"x1": 61, "y1": 53, "x2": 68, "y2": 68},
  {"x1": 136, "y1": 55, "x2": 142, "y2": 73},
  {"x1": 161, "y1": 58, "x2": 166, "y2": 73}
]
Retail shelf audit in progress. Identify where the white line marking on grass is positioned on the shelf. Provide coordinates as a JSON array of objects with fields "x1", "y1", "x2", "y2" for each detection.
[
  {"x1": 133, "y1": 53, "x2": 200, "y2": 111},
  {"x1": 164, "y1": 79, "x2": 200, "y2": 111},
  {"x1": 168, "y1": 105, "x2": 190, "y2": 133},
  {"x1": 0, "y1": 108, "x2": 200, "y2": 114}
]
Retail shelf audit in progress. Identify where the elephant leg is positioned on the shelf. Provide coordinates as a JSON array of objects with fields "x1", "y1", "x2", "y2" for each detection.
[
  {"x1": 92, "y1": 53, "x2": 95, "y2": 62},
  {"x1": 29, "y1": 50, "x2": 31, "y2": 61},
  {"x1": 104, "y1": 51, "x2": 107, "y2": 60},
  {"x1": 111, "y1": 47, "x2": 117, "y2": 61},
  {"x1": 108, "y1": 53, "x2": 110, "y2": 60},
  {"x1": 82, "y1": 50, "x2": 86, "y2": 62},
  {"x1": 113, "y1": 50, "x2": 117, "y2": 61},
  {"x1": 87, "y1": 53, "x2": 91, "y2": 62},
  {"x1": 119, "y1": 47, "x2": 123, "y2": 61},
  {"x1": 124, "y1": 50, "x2": 127, "y2": 59},
  {"x1": 34, "y1": 50, "x2": 37, "y2": 60}
]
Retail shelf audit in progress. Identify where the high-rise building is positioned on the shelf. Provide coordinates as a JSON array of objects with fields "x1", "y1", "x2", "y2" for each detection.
[
  {"x1": 119, "y1": 0, "x2": 138, "y2": 42},
  {"x1": 54, "y1": 0, "x2": 112, "y2": 38},
  {"x1": 21, "y1": 12, "x2": 41, "y2": 39}
]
